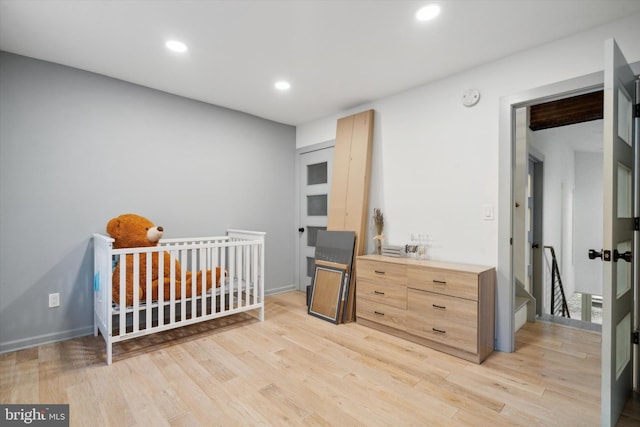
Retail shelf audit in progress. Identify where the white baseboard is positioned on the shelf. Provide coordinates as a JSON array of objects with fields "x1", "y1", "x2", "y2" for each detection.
[{"x1": 0, "y1": 326, "x2": 94, "y2": 355}]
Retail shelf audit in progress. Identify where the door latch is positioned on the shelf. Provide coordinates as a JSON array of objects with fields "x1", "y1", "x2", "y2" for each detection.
[{"x1": 589, "y1": 249, "x2": 612, "y2": 261}]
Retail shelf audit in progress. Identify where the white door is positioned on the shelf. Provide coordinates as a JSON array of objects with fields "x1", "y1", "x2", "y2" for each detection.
[
  {"x1": 600, "y1": 38, "x2": 636, "y2": 427},
  {"x1": 298, "y1": 147, "x2": 334, "y2": 291}
]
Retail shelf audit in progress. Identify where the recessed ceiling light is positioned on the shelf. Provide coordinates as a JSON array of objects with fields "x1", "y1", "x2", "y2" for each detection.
[
  {"x1": 166, "y1": 40, "x2": 188, "y2": 53},
  {"x1": 416, "y1": 4, "x2": 440, "y2": 22},
  {"x1": 274, "y1": 81, "x2": 291, "y2": 90}
]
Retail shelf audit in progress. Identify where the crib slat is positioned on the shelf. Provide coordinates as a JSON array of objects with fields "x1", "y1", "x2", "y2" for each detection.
[
  {"x1": 158, "y1": 251, "x2": 164, "y2": 327},
  {"x1": 119, "y1": 255, "x2": 126, "y2": 336},
  {"x1": 259, "y1": 238, "x2": 265, "y2": 321},
  {"x1": 236, "y1": 245, "x2": 240, "y2": 308},
  {"x1": 191, "y1": 246, "x2": 197, "y2": 319},
  {"x1": 252, "y1": 243, "x2": 258, "y2": 306},
  {"x1": 229, "y1": 247, "x2": 232, "y2": 310},
  {"x1": 170, "y1": 250, "x2": 177, "y2": 324},
  {"x1": 213, "y1": 246, "x2": 219, "y2": 315},
  {"x1": 146, "y1": 252, "x2": 152, "y2": 329},
  {"x1": 200, "y1": 247, "x2": 207, "y2": 316},
  {"x1": 132, "y1": 253, "x2": 140, "y2": 333},
  {"x1": 220, "y1": 247, "x2": 226, "y2": 314},
  {"x1": 180, "y1": 248, "x2": 187, "y2": 321},
  {"x1": 238, "y1": 246, "x2": 250, "y2": 306}
]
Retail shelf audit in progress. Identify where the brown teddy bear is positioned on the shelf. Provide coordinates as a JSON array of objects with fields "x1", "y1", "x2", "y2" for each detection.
[{"x1": 107, "y1": 213, "x2": 222, "y2": 306}]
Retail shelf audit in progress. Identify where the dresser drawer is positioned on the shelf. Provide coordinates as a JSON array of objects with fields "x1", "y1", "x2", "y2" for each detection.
[
  {"x1": 357, "y1": 279, "x2": 407, "y2": 309},
  {"x1": 357, "y1": 297, "x2": 405, "y2": 330},
  {"x1": 405, "y1": 289, "x2": 477, "y2": 353},
  {"x1": 357, "y1": 259, "x2": 407, "y2": 287},
  {"x1": 408, "y1": 267, "x2": 478, "y2": 300}
]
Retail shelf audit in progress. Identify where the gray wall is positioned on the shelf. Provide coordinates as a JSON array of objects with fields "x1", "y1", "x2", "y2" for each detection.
[{"x1": 0, "y1": 52, "x2": 296, "y2": 352}]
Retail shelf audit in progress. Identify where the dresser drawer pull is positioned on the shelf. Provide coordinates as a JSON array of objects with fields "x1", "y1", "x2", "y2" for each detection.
[
  {"x1": 374, "y1": 290, "x2": 385, "y2": 295},
  {"x1": 432, "y1": 279, "x2": 447, "y2": 285},
  {"x1": 374, "y1": 311, "x2": 385, "y2": 316},
  {"x1": 374, "y1": 270, "x2": 386, "y2": 275},
  {"x1": 432, "y1": 328, "x2": 446, "y2": 334},
  {"x1": 432, "y1": 304, "x2": 446, "y2": 310}
]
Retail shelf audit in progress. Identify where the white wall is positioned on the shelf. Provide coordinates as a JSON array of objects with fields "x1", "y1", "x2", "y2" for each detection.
[
  {"x1": 296, "y1": 13, "x2": 640, "y2": 350},
  {"x1": 297, "y1": 14, "x2": 639, "y2": 264},
  {"x1": 529, "y1": 125, "x2": 578, "y2": 301}
]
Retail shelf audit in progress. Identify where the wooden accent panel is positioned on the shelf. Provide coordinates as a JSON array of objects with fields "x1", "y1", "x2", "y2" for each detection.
[
  {"x1": 529, "y1": 90, "x2": 603, "y2": 131},
  {"x1": 328, "y1": 109, "x2": 375, "y2": 255},
  {"x1": 328, "y1": 109, "x2": 375, "y2": 322}
]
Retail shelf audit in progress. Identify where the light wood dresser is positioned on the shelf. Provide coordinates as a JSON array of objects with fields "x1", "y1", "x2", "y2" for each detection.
[{"x1": 356, "y1": 254, "x2": 496, "y2": 363}]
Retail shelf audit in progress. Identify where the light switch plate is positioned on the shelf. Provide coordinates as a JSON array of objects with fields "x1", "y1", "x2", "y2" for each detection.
[{"x1": 483, "y1": 204, "x2": 494, "y2": 220}]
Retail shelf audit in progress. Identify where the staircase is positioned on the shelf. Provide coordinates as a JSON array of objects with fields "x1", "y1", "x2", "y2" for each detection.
[{"x1": 515, "y1": 279, "x2": 535, "y2": 331}]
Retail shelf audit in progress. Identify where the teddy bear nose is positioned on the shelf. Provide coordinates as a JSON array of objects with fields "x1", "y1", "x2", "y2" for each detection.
[{"x1": 157, "y1": 226, "x2": 163, "y2": 232}]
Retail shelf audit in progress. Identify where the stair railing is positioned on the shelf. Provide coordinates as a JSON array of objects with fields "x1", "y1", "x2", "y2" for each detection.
[{"x1": 543, "y1": 246, "x2": 570, "y2": 318}]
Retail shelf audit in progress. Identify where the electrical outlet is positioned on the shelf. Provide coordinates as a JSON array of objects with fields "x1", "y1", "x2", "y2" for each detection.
[{"x1": 49, "y1": 292, "x2": 60, "y2": 308}]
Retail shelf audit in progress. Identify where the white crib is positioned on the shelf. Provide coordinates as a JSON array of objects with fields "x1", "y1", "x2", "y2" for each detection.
[{"x1": 93, "y1": 229, "x2": 265, "y2": 365}]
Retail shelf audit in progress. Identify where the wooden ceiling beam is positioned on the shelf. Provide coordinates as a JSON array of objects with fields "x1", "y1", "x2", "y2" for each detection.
[{"x1": 529, "y1": 90, "x2": 603, "y2": 131}]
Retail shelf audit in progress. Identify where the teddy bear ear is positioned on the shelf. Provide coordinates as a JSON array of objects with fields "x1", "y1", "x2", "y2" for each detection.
[{"x1": 106, "y1": 217, "x2": 120, "y2": 238}]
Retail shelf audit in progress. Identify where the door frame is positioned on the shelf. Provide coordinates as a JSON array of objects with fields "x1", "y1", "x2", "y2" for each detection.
[
  {"x1": 498, "y1": 60, "x2": 640, "y2": 352},
  {"x1": 529, "y1": 150, "x2": 545, "y2": 317},
  {"x1": 498, "y1": 70, "x2": 605, "y2": 352},
  {"x1": 295, "y1": 140, "x2": 335, "y2": 291}
]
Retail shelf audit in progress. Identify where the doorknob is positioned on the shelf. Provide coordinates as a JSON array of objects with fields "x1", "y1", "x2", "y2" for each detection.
[
  {"x1": 588, "y1": 249, "x2": 603, "y2": 260},
  {"x1": 589, "y1": 249, "x2": 612, "y2": 261},
  {"x1": 298, "y1": 227, "x2": 305, "y2": 233},
  {"x1": 614, "y1": 250, "x2": 632, "y2": 263}
]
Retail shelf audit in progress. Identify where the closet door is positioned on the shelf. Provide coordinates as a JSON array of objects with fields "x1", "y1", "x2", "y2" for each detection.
[{"x1": 298, "y1": 147, "x2": 334, "y2": 291}]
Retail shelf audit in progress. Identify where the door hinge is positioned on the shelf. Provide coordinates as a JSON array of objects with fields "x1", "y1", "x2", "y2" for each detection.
[
  {"x1": 634, "y1": 103, "x2": 640, "y2": 118},
  {"x1": 635, "y1": 217, "x2": 640, "y2": 231},
  {"x1": 633, "y1": 331, "x2": 639, "y2": 345}
]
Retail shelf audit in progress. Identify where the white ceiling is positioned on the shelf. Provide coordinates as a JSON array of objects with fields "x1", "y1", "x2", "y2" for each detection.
[{"x1": 1, "y1": 0, "x2": 639, "y2": 126}]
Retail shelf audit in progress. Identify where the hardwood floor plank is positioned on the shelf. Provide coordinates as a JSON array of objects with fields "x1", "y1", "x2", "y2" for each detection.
[
  {"x1": 10, "y1": 359, "x2": 39, "y2": 403},
  {"x1": 1, "y1": 290, "x2": 628, "y2": 426}
]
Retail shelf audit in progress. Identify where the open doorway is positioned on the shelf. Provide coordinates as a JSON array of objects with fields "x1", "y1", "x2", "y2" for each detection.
[{"x1": 513, "y1": 91, "x2": 605, "y2": 332}]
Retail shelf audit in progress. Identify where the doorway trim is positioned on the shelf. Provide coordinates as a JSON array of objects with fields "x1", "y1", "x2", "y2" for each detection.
[{"x1": 498, "y1": 70, "x2": 604, "y2": 352}]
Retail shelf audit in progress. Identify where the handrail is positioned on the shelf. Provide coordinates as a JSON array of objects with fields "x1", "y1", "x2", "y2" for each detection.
[{"x1": 543, "y1": 246, "x2": 570, "y2": 318}]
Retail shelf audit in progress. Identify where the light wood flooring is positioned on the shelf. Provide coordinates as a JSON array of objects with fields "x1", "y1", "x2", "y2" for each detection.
[{"x1": 1, "y1": 291, "x2": 639, "y2": 426}]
